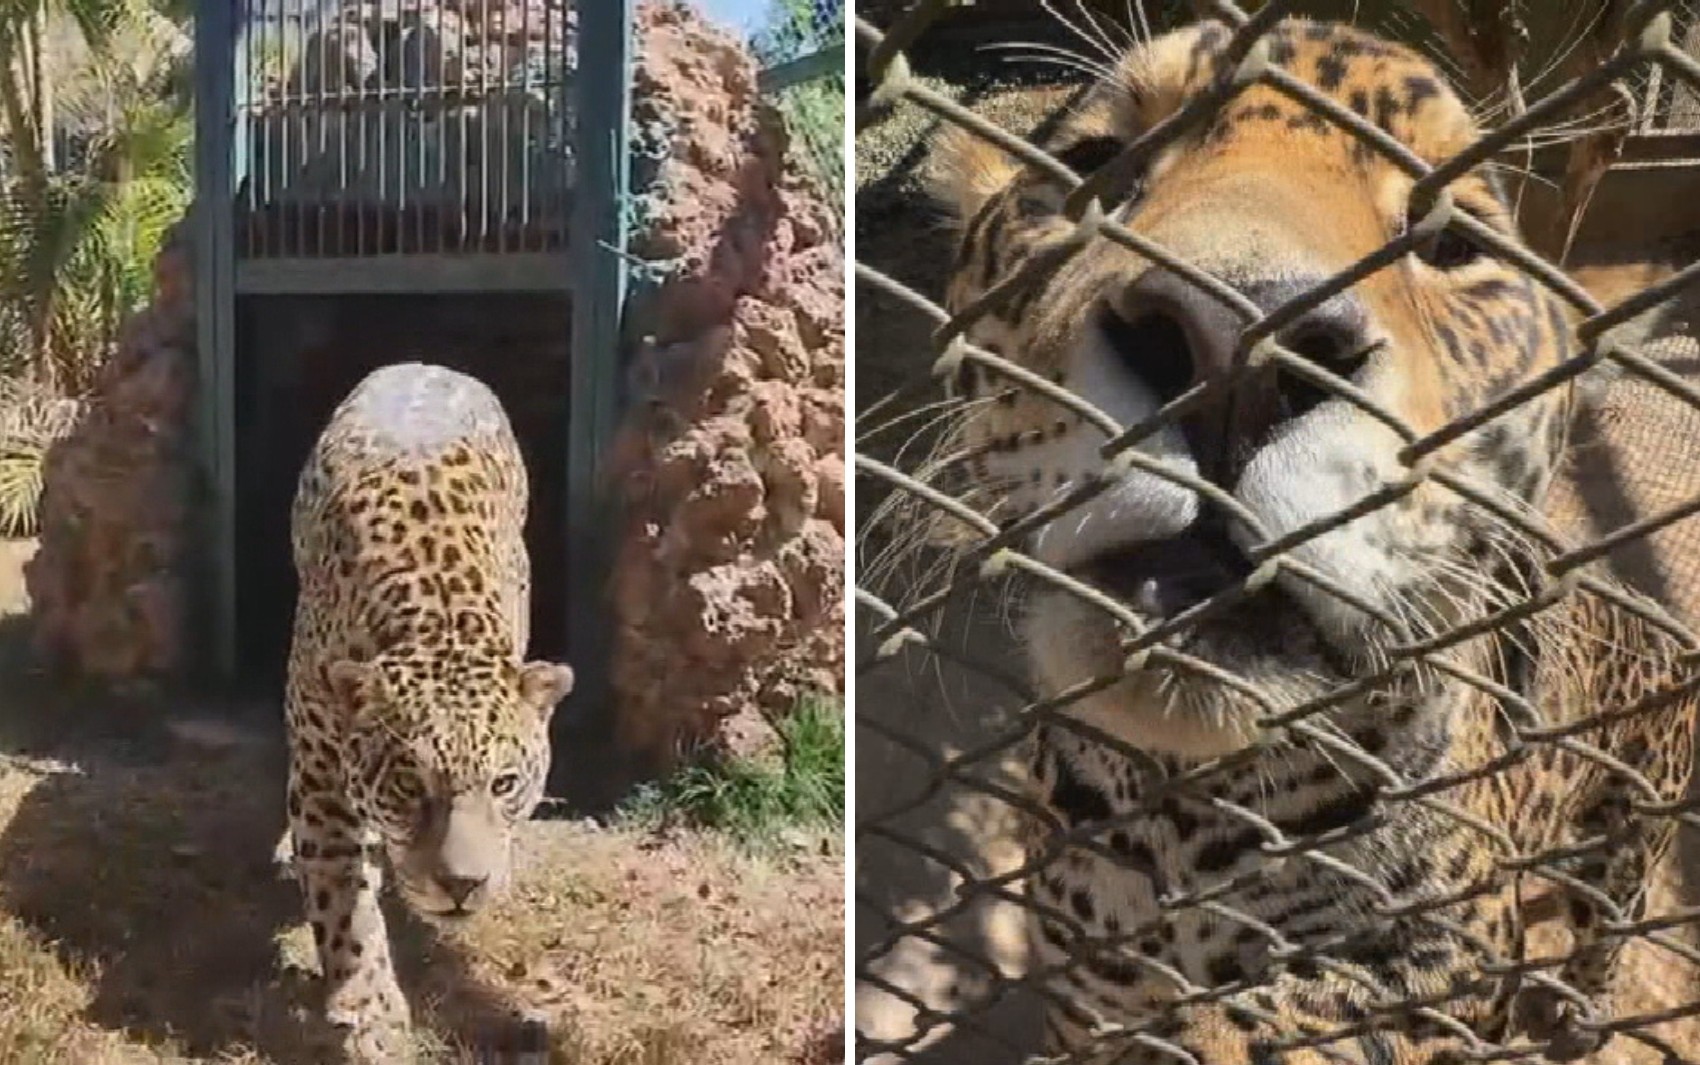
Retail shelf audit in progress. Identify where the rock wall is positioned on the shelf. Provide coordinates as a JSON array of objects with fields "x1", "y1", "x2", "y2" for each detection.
[
  {"x1": 606, "y1": 2, "x2": 845, "y2": 763},
  {"x1": 24, "y1": 225, "x2": 196, "y2": 682}
]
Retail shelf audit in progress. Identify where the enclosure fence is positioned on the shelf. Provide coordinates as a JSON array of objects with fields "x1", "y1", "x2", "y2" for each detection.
[
  {"x1": 854, "y1": 0, "x2": 1700, "y2": 1062},
  {"x1": 756, "y1": 0, "x2": 846, "y2": 221},
  {"x1": 233, "y1": 0, "x2": 576, "y2": 260},
  {"x1": 193, "y1": 0, "x2": 631, "y2": 685}
]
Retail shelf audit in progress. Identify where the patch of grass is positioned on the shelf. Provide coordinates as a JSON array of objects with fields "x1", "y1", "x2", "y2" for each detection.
[{"x1": 620, "y1": 697, "x2": 845, "y2": 847}]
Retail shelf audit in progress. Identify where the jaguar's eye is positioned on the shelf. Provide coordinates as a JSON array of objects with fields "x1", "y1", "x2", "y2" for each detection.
[
  {"x1": 1409, "y1": 205, "x2": 1489, "y2": 270},
  {"x1": 491, "y1": 772, "x2": 522, "y2": 798},
  {"x1": 1418, "y1": 227, "x2": 1486, "y2": 269},
  {"x1": 1056, "y1": 136, "x2": 1125, "y2": 177}
]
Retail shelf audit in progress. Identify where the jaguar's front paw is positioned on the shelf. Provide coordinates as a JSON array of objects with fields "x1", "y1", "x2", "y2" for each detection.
[
  {"x1": 325, "y1": 980, "x2": 414, "y2": 1064},
  {"x1": 333, "y1": 1016, "x2": 415, "y2": 1065}
]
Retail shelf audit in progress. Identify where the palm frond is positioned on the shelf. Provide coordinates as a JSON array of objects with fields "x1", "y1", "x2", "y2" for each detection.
[
  {"x1": 0, "y1": 375, "x2": 82, "y2": 537},
  {"x1": 0, "y1": 0, "x2": 191, "y2": 388},
  {"x1": 57, "y1": 0, "x2": 131, "y2": 52}
]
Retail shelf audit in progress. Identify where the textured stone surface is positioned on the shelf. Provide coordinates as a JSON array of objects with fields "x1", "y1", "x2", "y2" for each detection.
[
  {"x1": 288, "y1": 0, "x2": 576, "y2": 97},
  {"x1": 607, "y1": 1, "x2": 845, "y2": 764},
  {"x1": 24, "y1": 223, "x2": 196, "y2": 683}
]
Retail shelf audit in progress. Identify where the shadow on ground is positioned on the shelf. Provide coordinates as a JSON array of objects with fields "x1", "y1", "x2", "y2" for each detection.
[
  {"x1": 853, "y1": 68, "x2": 1087, "y2": 1065},
  {"x1": 0, "y1": 619, "x2": 566, "y2": 1062}
]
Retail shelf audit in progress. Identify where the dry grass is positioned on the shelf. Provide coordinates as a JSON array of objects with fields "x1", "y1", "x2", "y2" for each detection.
[
  {"x1": 0, "y1": 563, "x2": 843, "y2": 1065},
  {"x1": 0, "y1": 729, "x2": 842, "y2": 1065}
]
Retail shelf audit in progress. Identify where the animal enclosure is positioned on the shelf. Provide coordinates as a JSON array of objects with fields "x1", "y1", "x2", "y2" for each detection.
[{"x1": 193, "y1": 0, "x2": 629, "y2": 695}]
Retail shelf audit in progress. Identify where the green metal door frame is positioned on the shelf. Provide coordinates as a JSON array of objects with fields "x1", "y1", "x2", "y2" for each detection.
[
  {"x1": 561, "y1": 0, "x2": 635, "y2": 765},
  {"x1": 194, "y1": 0, "x2": 239, "y2": 686},
  {"x1": 194, "y1": 0, "x2": 635, "y2": 710}
]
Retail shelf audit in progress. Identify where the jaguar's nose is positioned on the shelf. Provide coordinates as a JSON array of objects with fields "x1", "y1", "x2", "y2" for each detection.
[
  {"x1": 1105, "y1": 268, "x2": 1375, "y2": 481},
  {"x1": 437, "y1": 874, "x2": 488, "y2": 908}
]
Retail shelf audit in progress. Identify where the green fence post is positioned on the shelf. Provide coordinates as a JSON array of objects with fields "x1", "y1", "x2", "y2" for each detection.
[
  {"x1": 560, "y1": 0, "x2": 634, "y2": 787},
  {"x1": 194, "y1": 0, "x2": 239, "y2": 687}
]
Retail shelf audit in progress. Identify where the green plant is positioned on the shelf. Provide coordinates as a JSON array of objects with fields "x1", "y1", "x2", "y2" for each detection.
[
  {"x1": 620, "y1": 696, "x2": 845, "y2": 848},
  {"x1": 0, "y1": 376, "x2": 80, "y2": 537},
  {"x1": 751, "y1": 0, "x2": 845, "y2": 219},
  {"x1": 769, "y1": 76, "x2": 844, "y2": 220},
  {"x1": 0, "y1": 439, "x2": 45, "y2": 537},
  {"x1": 0, "y1": 2, "x2": 191, "y2": 390}
]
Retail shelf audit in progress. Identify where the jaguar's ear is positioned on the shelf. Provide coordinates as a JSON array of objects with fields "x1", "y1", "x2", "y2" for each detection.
[
  {"x1": 926, "y1": 123, "x2": 1024, "y2": 221},
  {"x1": 517, "y1": 661, "x2": 574, "y2": 723}
]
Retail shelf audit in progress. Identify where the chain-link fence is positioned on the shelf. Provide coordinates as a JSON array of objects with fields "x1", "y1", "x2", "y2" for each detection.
[
  {"x1": 756, "y1": 0, "x2": 846, "y2": 220},
  {"x1": 1628, "y1": 0, "x2": 1700, "y2": 129},
  {"x1": 855, "y1": 1, "x2": 1700, "y2": 1062}
]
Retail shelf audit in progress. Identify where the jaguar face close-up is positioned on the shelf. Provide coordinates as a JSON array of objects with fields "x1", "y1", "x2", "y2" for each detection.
[{"x1": 931, "y1": 18, "x2": 1577, "y2": 759}]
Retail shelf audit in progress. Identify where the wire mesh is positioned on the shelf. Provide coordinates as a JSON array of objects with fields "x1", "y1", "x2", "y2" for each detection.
[
  {"x1": 854, "y1": 1, "x2": 1700, "y2": 1062},
  {"x1": 1632, "y1": 0, "x2": 1700, "y2": 130},
  {"x1": 755, "y1": 0, "x2": 846, "y2": 221},
  {"x1": 234, "y1": 0, "x2": 576, "y2": 259}
]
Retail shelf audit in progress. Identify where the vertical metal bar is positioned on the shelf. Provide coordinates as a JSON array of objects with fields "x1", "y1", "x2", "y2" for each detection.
[
  {"x1": 292, "y1": 0, "x2": 305, "y2": 256},
  {"x1": 479, "y1": 0, "x2": 492, "y2": 250},
  {"x1": 355, "y1": 0, "x2": 367, "y2": 257},
  {"x1": 560, "y1": 0, "x2": 632, "y2": 780},
  {"x1": 262, "y1": 0, "x2": 274, "y2": 258},
  {"x1": 376, "y1": 0, "x2": 388, "y2": 253},
  {"x1": 234, "y1": 0, "x2": 252, "y2": 259},
  {"x1": 536, "y1": 0, "x2": 552, "y2": 253},
  {"x1": 315, "y1": 0, "x2": 327, "y2": 255},
  {"x1": 520, "y1": 0, "x2": 534, "y2": 253},
  {"x1": 336, "y1": 0, "x2": 348, "y2": 256},
  {"x1": 194, "y1": 0, "x2": 239, "y2": 684},
  {"x1": 497, "y1": 0, "x2": 511, "y2": 254},
  {"x1": 456, "y1": 0, "x2": 470, "y2": 252},
  {"x1": 434, "y1": 0, "x2": 447, "y2": 253},
  {"x1": 396, "y1": 0, "x2": 410, "y2": 255},
  {"x1": 1644, "y1": 53, "x2": 1663, "y2": 133},
  {"x1": 413, "y1": 0, "x2": 425, "y2": 255}
]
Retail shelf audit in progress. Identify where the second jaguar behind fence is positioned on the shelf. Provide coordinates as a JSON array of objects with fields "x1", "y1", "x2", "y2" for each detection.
[{"x1": 903, "y1": 14, "x2": 1700, "y2": 1065}]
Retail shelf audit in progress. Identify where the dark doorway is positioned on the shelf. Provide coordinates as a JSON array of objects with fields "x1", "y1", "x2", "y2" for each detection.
[{"x1": 231, "y1": 292, "x2": 572, "y2": 696}]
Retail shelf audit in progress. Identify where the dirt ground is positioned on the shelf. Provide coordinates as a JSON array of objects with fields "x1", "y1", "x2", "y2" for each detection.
[{"x1": 0, "y1": 541, "x2": 844, "y2": 1065}]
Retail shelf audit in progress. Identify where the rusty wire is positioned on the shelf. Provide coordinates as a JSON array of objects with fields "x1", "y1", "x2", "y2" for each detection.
[{"x1": 855, "y1": 1, "x2": 1700, "y2": 1062}]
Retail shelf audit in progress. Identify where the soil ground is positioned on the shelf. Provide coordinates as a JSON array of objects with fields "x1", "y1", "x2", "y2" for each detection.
[{"x1": 0, "y1": 540, "x2": 844, "y2": 1065}]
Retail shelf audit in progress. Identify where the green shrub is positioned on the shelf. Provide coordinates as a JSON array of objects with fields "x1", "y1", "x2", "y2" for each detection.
[
  {"x1": 0, "y1": 378, "x2": 81, "y2": 538},
  {"x1": 620, "y1": 695, "x2": 845, "y2": 848}
]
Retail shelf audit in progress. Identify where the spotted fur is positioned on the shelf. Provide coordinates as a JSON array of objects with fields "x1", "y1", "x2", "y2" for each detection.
[
  {"x1": 284, "y1": 363, "x2": 574, "y2": 1062},
  {"x1": 926, "y1": 19, "x2": 1699, "y2": 1064}
]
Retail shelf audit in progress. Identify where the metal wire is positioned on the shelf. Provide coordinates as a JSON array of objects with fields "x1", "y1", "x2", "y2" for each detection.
[
  {"x1": 756, "y1": 0, "x2": 847, "y2": 222},
  {"x1": 234, "y1": 0, "x2": 575, "y2": 259},
  {"x1": 854, "y1": 2, "x2": 1700, "y2": 1062}
]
